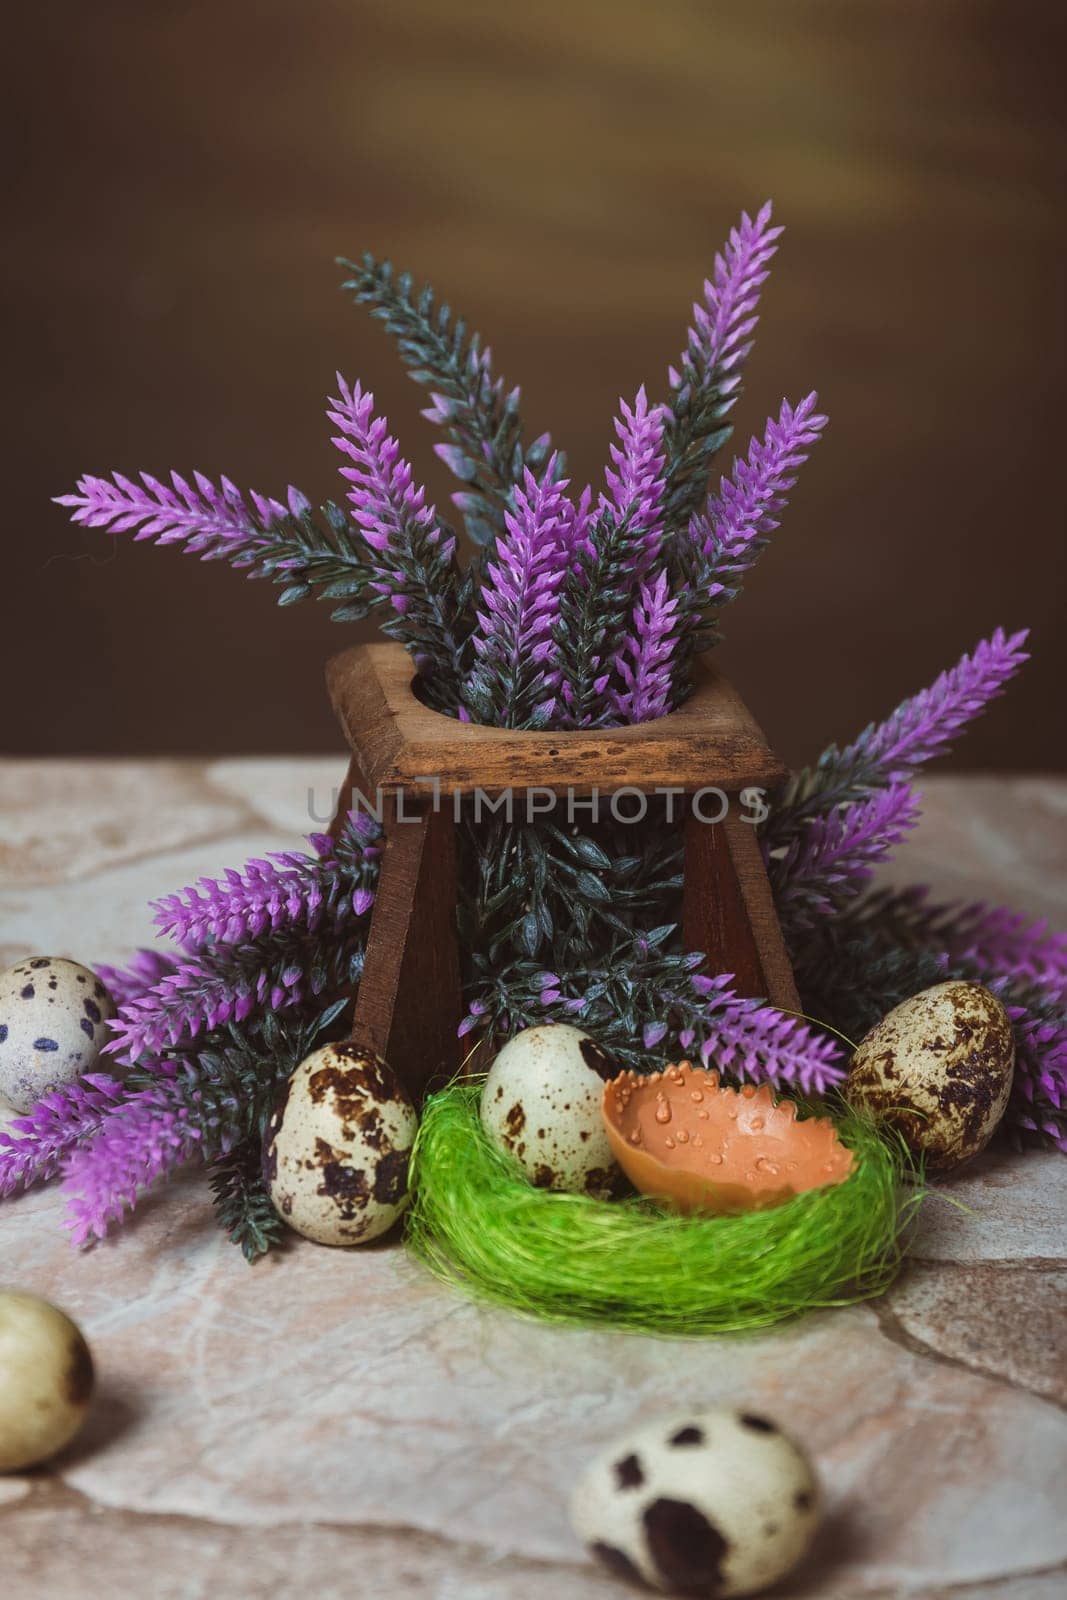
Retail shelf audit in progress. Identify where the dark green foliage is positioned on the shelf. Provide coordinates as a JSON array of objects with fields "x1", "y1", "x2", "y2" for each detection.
[
  {"x1": 238, "y1": 500, "x2": 379, "y2": 622},
  {"x1": 210, "y1": 1142, "x2": 287, "y2": 1262},
  {"x1": 554, "y1": 505, "x2": 655, "y2": 727}
]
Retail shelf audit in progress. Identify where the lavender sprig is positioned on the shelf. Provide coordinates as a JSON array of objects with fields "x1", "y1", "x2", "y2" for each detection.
[
  {"x1": 770, "y1": 784, "x2": 921, "y2": 934},
  {"x1": 105, "y1": 929, "x2": 364, "y2": 1063},
  {"x1": 152, "y1": 813, "x2": 379, "y2": 949},
  {"x1": 611, "y1": 569, "x2": 681, "y2": 725},
  {"x1": 328, "y1": 377, "x2": 464, "y2": 694},
  {"x1": 464, "y1": 459, "x2": 572, "y2": 727},
  {"x1": 765, "y1": 629, "x2": 1030, "y2": 853},
  {"x1": 54, "y1": 472, "x2": 382, "y2": 625},
  {"x1": 606, "y1": 386, "x2": 668, "y2": 567},
  {"x1": 61, "y1": 1072, "x2": 226, "y2": 1246},
  {"x1": 55, "y1": 470, "x2": 291, "y2": 555},
  {"x1": 665, "y1": 202, "x2": 783, "y2": 525},
  {"x1": 684, "y1": 393, "x2": 827, "y2": 625},
  {"x1": 95, "y1": 948, "x2": 180, "y2": 1008},
  {"x1": 0, "y1": 1075, "x2": 129, "y2": 1198},
  {"x1": 462, "y1": 946, "x2": 843, "y2": 1095}
]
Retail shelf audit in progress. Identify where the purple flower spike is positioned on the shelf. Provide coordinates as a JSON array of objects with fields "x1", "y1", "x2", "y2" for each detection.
[
  {"x1": 464, "y1": 457, "x2": 573, "y2": 726},
  {"x1": 152, "y1": 816, "x2": 377, "y2": 950},
  {"x1": 612, "y1": 569, "x2": 680, "y2": 724},
  {"x1": 0, "y1": 1075, "x2": 129, "y2": 1198},
  {"x1": 329, "y1": 376, "x2": 450, "y2": 563},
  {"x1": 670, "y1": 202, "x2": 783, "y2": 411},
  {"x1": 770, "y1": 784, "x2": 922, "y2": 932},
  {"x1": 328, "y1": 377, "x2": 463, "y2": 681},
  {"x1": 95, "y1": 949, "x2": 180, "y2": 1008},
  {"x1": 766, "y1": 629, "x2": 1031, "y2": 855},
  {"x1": 61, "y1": 1078, "x2": 233, "y2": 1246},
  {"x1": 689, "y1": 393, "x2": 827, "y2": 602},
  {"x1": 55, "y1": 471, "x2": 292, "y2": 559},
  {"x1": 606, "y1": 386, "x2": 667, "y2": 564}
]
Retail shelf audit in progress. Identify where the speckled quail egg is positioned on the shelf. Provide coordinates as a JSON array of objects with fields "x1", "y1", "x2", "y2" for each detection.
[
  {"x1": 263, "y1": 1042, "x2": 418, "y2": 1246},
  {"x1": 479, "y1": 1023, "x2": 622, "y2": 1198},
  {"x1": 0, "y1": 1291, "x2": 95, "y2": 1472},
  {"x1": 570, "y1": 1408, "x2": 820, "y2": 1598},
  {"x1": 846, "y1": 980, "x2": 1014, "y2": 1172},
  {"x1": 0, "y1": 958, "x2": 116, "y2": 1113}
]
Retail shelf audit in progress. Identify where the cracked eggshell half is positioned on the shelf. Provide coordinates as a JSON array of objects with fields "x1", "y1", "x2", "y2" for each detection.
[
  {"x1": 263, "y1": 1042, "x2": 418, "y2": 1246},
  {"x1": 570, "y1": 1407, "x2": 820, "y2": 1598},
  {"x1": 479, "y1": 1023, "x2": 622, "y2": 1197}
]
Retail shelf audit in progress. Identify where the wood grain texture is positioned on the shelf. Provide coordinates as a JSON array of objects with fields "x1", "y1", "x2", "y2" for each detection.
[
  {"x1": 682, "y1": 807, "x2": 801, "y2": 1012},
  {"x1": 330, "y1": 640, "x2": 800, "y2": 1066},
  {"x1": 345, "y1": 794, "x2": 462, "y2": 1101},
  {"x1": 326, "y1": 641, "x2": 788, "y2": 794}
]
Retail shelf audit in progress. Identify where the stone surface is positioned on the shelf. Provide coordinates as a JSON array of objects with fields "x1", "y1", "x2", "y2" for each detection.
[{"x1": 1, "y1": 764, "x2": 1064, "y2": 1599}]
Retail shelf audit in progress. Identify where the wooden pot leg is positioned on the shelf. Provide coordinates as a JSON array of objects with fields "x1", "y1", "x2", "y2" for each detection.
[
  {"x1": 682, "y1": 805, "x2": 800, "y2": 1013},
  {"x1": 348, "y1": 795, "x2": 463, "y2": 1103}
]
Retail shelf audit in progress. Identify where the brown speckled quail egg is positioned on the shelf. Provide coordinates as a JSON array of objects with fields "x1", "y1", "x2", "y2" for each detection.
[
  {"x1": 570, "y1": 1408, "x2": 820, "y2": 1597},
  {"x1": 479, "y1": 1024, "x2": 622, "y2": 1197},
  {"x1": 262, "y1": 1042, "x2": 418, "y2": 1246},
  {"x1": 0, "y1": 958, "x2": 116, "y2": 1113},
  {"x1": 0, "y1": 1291, "x2": 95, "y2": 1472},
  {"x1": 846, "y1": 980, "x2": 1014, "y2": 1172}
]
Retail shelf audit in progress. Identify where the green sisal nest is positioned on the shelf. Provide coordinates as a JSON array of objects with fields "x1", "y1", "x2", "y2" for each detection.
[{"x1": 405, "y1": 1081, "x2": 921, "y2": 1335}]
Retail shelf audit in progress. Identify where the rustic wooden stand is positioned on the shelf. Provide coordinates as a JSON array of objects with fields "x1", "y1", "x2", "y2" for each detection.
[{"x1": 326, "y1": 642, "x2": 800, "y2": 1101}]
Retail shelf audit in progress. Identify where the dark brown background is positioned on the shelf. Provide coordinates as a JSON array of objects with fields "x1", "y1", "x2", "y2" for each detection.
[{"x1": 4, "y1": 1, "x2": 1065, "y2": 768}]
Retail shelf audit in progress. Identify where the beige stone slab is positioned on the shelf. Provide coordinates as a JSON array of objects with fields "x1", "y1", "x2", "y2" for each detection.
[
  {"x1": 883, "y1": 1260, "x2": 1066, "y2": 1405},
  {"x1": 912, "y1": 1147, "x2": 1067, "y2": 1264},
  {"x1": 4, "y1": 1174, "x2": 1067, "y2": 1596},
  {"x1": 881, "y1": 775, "x2": 1067, "y2": 928},
  {"x1": 0, "y1": 762, "x2": 1064, "y2": 1599},
  {"x1": 205, "y1": 756, "x2": 350, "y2": 835},
  {"x1": 0, "y1": 760, "x2": 258, "y2": 888}
]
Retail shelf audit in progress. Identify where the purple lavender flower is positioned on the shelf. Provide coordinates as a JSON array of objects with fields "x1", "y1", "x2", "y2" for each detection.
[
  {"x1": 95, "y1": 948, "x2": 180, "y2": 1008},
  {"x1": 151, "y1": 813, "x2": 379, "y2": 950},
  {"x1": 328, "y1": 377, "x2": 462, "y2": 680},
  {"x1": 856, "y1": 628, "x2": 1031, "y2": 780},
  {"x1": 1002, "y1": 990, "x2": 1067, "y2": 1153},
  {"x1": 766, "y1": 629, "x2": 1031, "y2": 852},
  {"x1": 105, "y1": 935, "x2": 360, "y2": 1063},
  {"x1": 605, "y1": 386, "x2": 667, "y2": 566},
  {"x1": 670, "y1": 202, "x2": 783, "y2": 413},
  {"x1": 61, "y1": 1075, "x2": 236, "y2": 1246},
  {"x1": 770, "y1": 784, "x2": 921, "y2": 932},
  {"x1": 464, "y1": 458, "x2": 573, "y2": 726},
  {"x1": 0, "y1": 1075, "x2": 128, "y2": 1198},
  {"x1": 55, "y1": 472, "x2": 298, "y2": 559},
  {"x1": 865, "y1": 887, "x2": 1067, "y2": 997},
  {"x1": 611, "y1": 569, "x2": 680, "y2": 724},
  {"x1": 688, "y1": 974, "x2": 844, "y2": 1095},
  {"x1": 688, "y1": 393, "x2": 828, "y2": 602}
]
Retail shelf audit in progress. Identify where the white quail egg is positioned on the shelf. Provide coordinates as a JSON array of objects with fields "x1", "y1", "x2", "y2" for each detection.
[
  {"x1": 0, "y1": 1291, "x2": 95, "y2": 1472},
  {"x1": 846, "y1": 980, "x2": 1014, "y2": 1172},
  {"x1": 263, "y1": 1042, "x2": 417, "y2": 1246},
  {"x1": 479, "y1": 1023, "x2": 622, "y2": 1197},
  {"x1": 0, "y1": 958, "x2": 116, "y2": 1113},
  {"x1": 570, "y1": 1408, "x2": 820, "y2": 1597}
]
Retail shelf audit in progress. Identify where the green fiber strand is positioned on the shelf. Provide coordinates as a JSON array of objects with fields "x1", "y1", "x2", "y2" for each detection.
[{"x1": 405, "y1": 1083, "x2": 921, "y2": 1335}]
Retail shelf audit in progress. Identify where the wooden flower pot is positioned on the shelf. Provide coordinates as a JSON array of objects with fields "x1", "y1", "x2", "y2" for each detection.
[{"x1": 326, "y1": 642, "x2": 799, "y2": 1101}]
